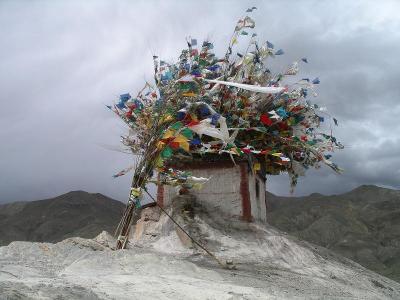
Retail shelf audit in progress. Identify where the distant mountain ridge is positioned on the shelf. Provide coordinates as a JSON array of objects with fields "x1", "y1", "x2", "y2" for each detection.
[
  {"x1": 266, "y1": 185, "x2": 400, "y2": 282},
  {"x1": 0, "y1": 191, "x2": 125, "y2": 246},
  {"x1": 1, "y1": 186, "x2": 399, "y2": 283}
]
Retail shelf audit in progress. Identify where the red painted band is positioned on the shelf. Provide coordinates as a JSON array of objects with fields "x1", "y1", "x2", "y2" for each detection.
[
  {"x1": 240, "y1": 163, "x2": 252, "y2": 222},
  {"x1": 157, "y1": 173, "x2": 164, "y2": 208}
]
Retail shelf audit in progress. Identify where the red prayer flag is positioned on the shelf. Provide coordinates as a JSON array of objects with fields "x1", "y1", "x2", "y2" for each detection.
[{"x1": 260, "y1": 114, "x2": 273, "y2": 126}]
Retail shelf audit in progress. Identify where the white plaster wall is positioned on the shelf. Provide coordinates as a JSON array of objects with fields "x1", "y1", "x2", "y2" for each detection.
[
  {"x1": 163, "y1": 166, "x2": 243, "y2": 219},
  {"x1": 248, "y1": 174, "x2": 267, "y2": 223}
]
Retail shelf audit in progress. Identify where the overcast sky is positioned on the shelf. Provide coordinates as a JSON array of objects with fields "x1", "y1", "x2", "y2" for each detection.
[{"x1": 0, "y1": 0, "x2": 399, "y2": 203}]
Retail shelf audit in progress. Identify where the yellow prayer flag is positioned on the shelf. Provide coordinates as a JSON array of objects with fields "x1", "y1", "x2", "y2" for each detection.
[
  {"x1": 173, "y1": 134, "x2": 190, "y2": 152},
  {"x1": 163, "y1": 129, "x2": 175, "y2": 139},
  {"x1": 182, "y1": 92, "x2": 196, "y2": 97},
  {"x1": 156, "y1": 141, "x2": 165, "y2": 150},
  {"x1": 173, "y1": 134, "x2": 187, "y2": 143},
  {"x1": 180, "y1": 141, "x2": 190, "y2": 152},
  {"x1": 161, "y1": 114, "x2": 174, "y2": 123},
  {"x1": 271, "y1": 152, "x2": 282, "y2": 157},
  {"x1": 130, "y1": 188, "x2": 142, "y2": 198}
]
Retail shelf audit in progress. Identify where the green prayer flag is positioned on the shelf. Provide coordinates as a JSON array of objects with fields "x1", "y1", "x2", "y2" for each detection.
[
  {"x1": 170, "y1": 122, "x2": 183, "y2": 130},
  {"x1": 161, "y1": 146, "x2": 173, "y2": 158},
  {"x1": 181, "y1": 128, "x2": 193, "y2": 139}
]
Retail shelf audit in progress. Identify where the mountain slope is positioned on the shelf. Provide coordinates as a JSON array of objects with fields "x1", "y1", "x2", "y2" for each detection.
[
  {"x1": 266, "y1": 185, "x2": 400, "y2": 282},
  {"x1": 0, "y1": 191, "x2": 125, "y2": 246},
  {"x1": 1, "y1": 197, "x2": 400, "y2": 299}
]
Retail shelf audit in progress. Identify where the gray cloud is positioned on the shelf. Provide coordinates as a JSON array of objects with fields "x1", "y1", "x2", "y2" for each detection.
[{"x1": 1, "y1": 0, "x2": 399, "y2": 203}]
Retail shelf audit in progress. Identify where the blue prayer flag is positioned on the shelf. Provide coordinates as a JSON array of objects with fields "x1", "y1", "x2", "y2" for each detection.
[
  {"x1": 119, "y1": 93, "x2": 131, "y2": 102},
  {"x1": 312, "y1": 77, "x2": 320, "y2": 84}
]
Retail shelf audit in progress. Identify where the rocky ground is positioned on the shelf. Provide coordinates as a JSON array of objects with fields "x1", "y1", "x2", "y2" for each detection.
[{"x1": 1, "y1": 195, "x2": 399, "y2": 299}]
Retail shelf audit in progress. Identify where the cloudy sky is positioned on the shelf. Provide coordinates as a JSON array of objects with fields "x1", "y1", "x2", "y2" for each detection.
[{"x1": 0, "y1": 0, "x2": 399, "y2": 203}]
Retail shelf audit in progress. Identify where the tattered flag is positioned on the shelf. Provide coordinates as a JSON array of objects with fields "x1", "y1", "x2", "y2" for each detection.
[
  {"x1": 266, "y1": 41, "x2": 274, "y2": 49},
  {"x1": 312, "y1": 77, "x2": 320, "y2": 84}
]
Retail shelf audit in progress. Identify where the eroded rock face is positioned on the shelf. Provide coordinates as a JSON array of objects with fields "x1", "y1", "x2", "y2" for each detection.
[
  {"x1": 93, "y1": 230, "x2": 116, "y2": 249},
  {"x1": 132, "y1": 206, "x2": 161, "y2": 243},
  {"x1": 131, "y1": 195, "x2": 197, "y2": 249}
]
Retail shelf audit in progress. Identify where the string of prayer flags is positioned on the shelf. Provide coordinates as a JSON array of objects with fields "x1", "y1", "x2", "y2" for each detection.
[{"x1": 107, "y1": 8, "x2": 343, "y2": 193}]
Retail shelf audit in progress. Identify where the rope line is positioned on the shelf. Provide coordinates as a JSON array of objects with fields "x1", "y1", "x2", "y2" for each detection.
[{"x1": 143, "y1": 189, "x2": 227, "y2": 268}]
